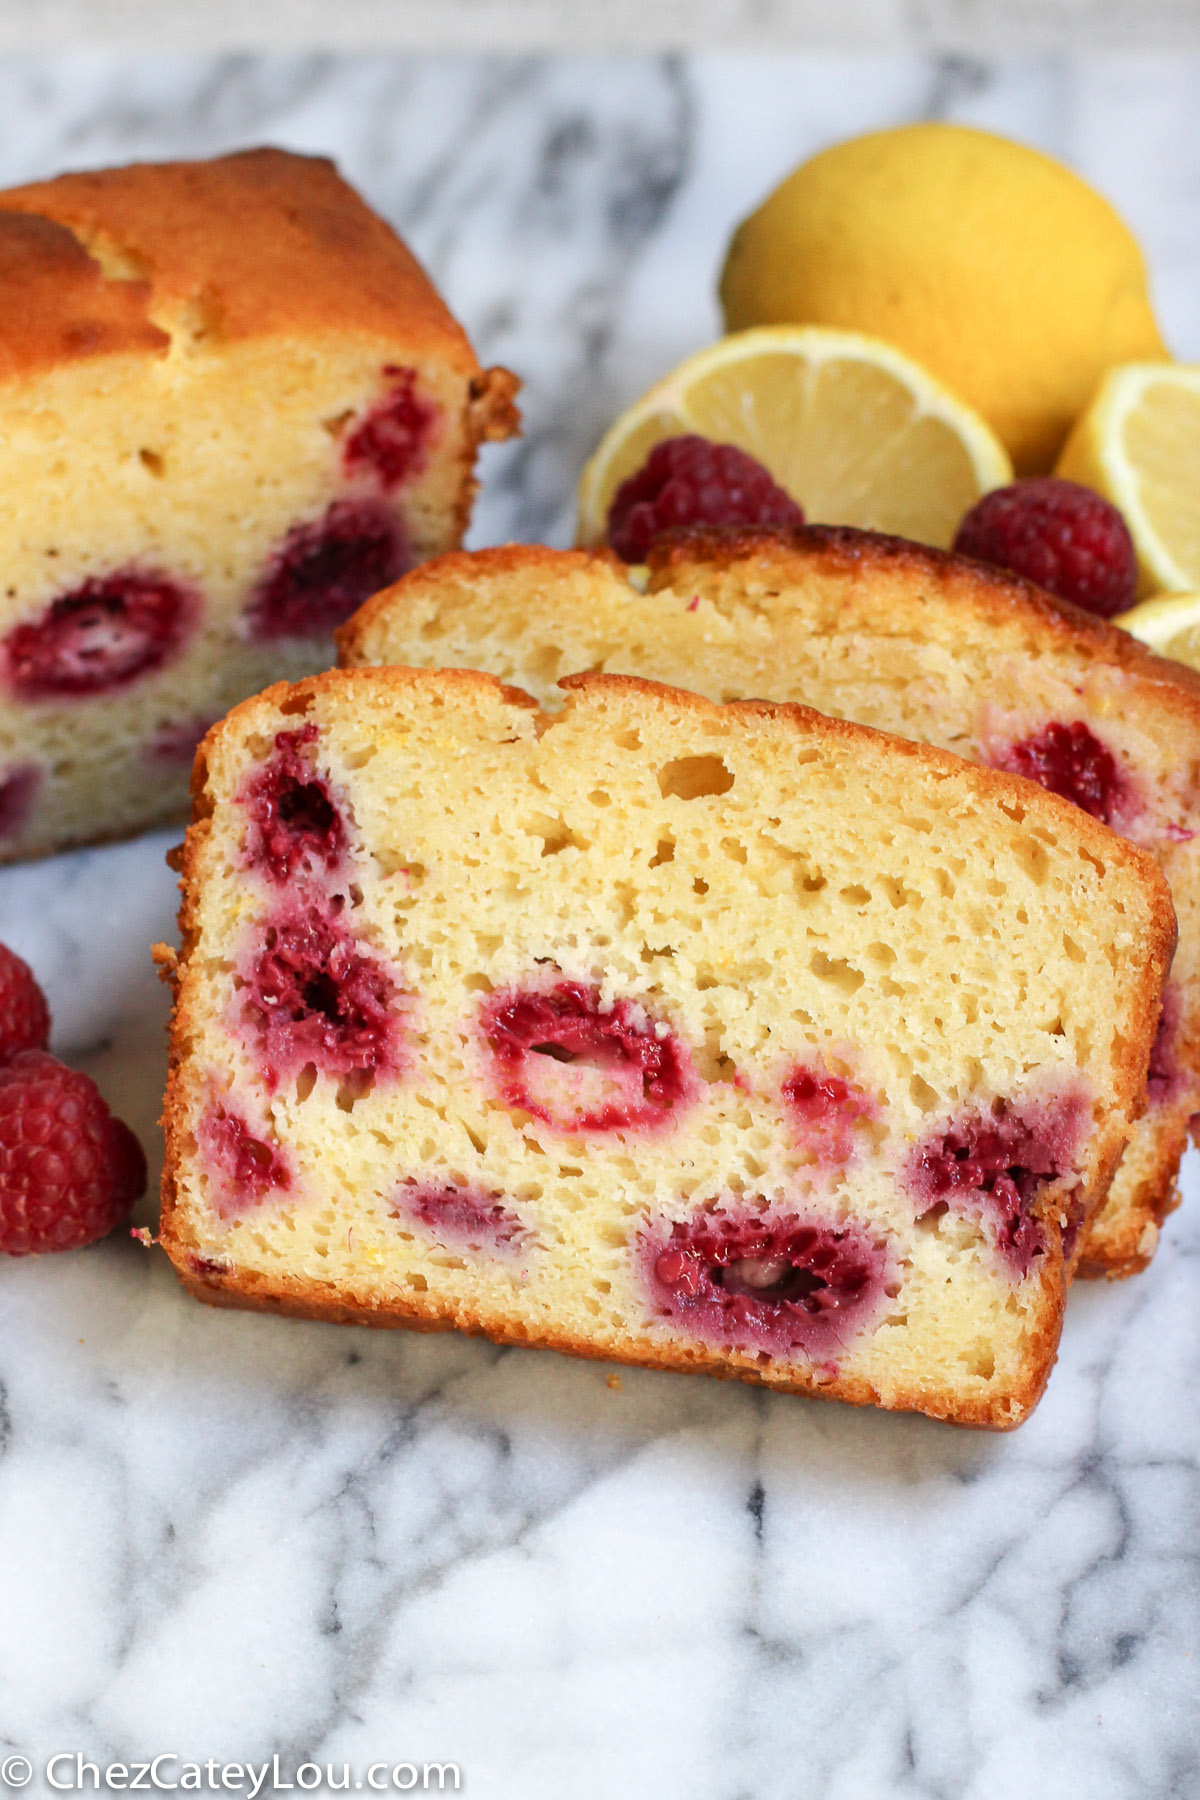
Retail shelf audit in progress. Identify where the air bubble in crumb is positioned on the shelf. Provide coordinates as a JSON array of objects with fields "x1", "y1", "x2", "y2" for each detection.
[{"x1": 658, "y1": 754, "x2": 734, "y2": 799}]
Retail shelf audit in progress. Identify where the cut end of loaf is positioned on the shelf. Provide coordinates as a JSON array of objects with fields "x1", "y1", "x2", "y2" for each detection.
[{"x1": 161, "y1": 667, "x2": 1173, "y2": 1427}]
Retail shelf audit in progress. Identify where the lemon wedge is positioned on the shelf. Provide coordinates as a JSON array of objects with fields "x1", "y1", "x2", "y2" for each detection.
[
  {"x1": 576, "y1": 326, "x2": 1013, "y2": 552},
  {"x1": 1113, "y1": 590, "x2": 1200, "y2": 670},
  {"x1": 1057, "y1": 363, "x2": 1200, "y2": 596}
]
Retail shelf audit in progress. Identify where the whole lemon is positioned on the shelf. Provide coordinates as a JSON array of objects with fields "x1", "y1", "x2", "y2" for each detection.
[{"x1": 719, "y1": 123, "x2": 1168, "y2": 474}]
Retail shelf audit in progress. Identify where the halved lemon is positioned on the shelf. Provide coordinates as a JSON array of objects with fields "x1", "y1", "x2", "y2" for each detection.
[
  {"x1": 1113, "y1": 590, "x2": 1200, "y2": 671},
  {"x1": 1056, "y1": 363, "x2": 1200, "y2": 596},
  {"x1": 576, "y1": 326, "x2": 1013, "y2": 550}
]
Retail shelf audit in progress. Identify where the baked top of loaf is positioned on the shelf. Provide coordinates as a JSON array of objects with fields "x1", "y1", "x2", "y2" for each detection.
[
  {"x1": 650, "y1": 525, "x2": 1200, "y2": 706},
  {"x1": 0, "y1": 146, "x2": 519, "y2": 868},
  {"x1": 342, "y1": 527, "x2": 1200, "y2": 715},
  {"x1": 0, "y1": 209, "x2": 170, "y2": 377},
  {"x1": 338, "y1": 528, "x2": 1200, "y2": 1276},
  {"x1": 0, "y1": 147, "x2": 483, "y2": 375},
  {"x1": 160, "y1": 665, "x2": 1173, "y2": 1428}
]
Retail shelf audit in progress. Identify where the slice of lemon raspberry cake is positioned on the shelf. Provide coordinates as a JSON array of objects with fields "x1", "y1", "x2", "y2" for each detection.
[
  {"x1": 0, "y1": 148, "x2": 518, "y2": 864},
  {"x1": 160, "y1": 667, "x2": 1172, "y2": 1427},
  {"x1": 338, "y1": 530, "x2": 1200, "y2": 1277}
]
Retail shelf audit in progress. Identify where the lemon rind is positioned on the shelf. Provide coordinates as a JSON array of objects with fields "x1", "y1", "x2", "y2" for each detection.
[
  {"x1": 1114, "y1": 590, "x2": 1200, "y2": 659},
  {"x1": 576, "y1": 325, "x2": 1013, "y2": 547},
  {"x1": 1059, "y1": 362, "x2": 1200, "y2": 596}
]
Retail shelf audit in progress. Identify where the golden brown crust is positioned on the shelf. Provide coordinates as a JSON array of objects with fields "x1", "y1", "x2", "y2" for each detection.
[
  {"x1": 468, "y1": 367, "x2": 523, "y2": 444},
  {"x1": 648, "y1": 524, "x2": 1200, "y2": 711},
  {"x1": 0, "y1": 208, "x2": 169, "y2": 377},
  {"x1": 0, "y1": 147, "x2": 497, "y2": 373},
  {"x1": 165, "y1": 1255, "x2": 1058, "y2": 1430},
  {"x1": 342, "y1": 525, "x2": 1200, "y2": 722},
  {"x1": 1075, "y1": 1129, "x2": 1186, "y2": 1277},
  {"x1": 443, "y1": 376, "x2": 525, "y2": 548}
]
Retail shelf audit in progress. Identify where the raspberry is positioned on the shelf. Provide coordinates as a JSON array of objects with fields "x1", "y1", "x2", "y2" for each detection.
[
  {"x1": 482, "y1": 980, "x2": 692, "y2": 1133},
  {"x1": 4, "y1": 571, "x2": 196, "y2": 699},
  {"x1": 606, "y1": 435, "x2": 804, "y2": 563},
  {"x1": 1146, "y1": 989, "x2": 1182, "y2": 1109},
  {"x1": 241, "y1": 901, "x2": 400, "y2": 1088},
  {"x1": 953, "y1": 478, "x2": 1137, "y2": 619},
  {"x1": 148, "y1": 716, "x2": 216, "y2": 766},
  {"x1": 248, "y1": 500, "x2": 410, "y2": 640},
  {"x1": 344, "y1": 366, "x2": 438, "y2": 490},
  {"x1": 186, "y1": 1252, "x2": 231, "y2": 1279},
  {"x1": 998, "y1": 720, "x2": 1123, "y2": 824},
  {"x1": 782, "y1": 1062, "x2": 874, "y2": 1164},
  {"x1": 395, "y1": 1180, "x2": 526, "y2": 1251},
  {"x1": 240, "y1": 725, "x2": 347, "y2": 886},
  {"x1": 198, "y1": 1101, "x2": 291, "y2": 1219},
  {"x1": 0, "y1": 943, "x2": 51, "y2": 1063},
  {"x1": 0, "y1": 1051, "x2": 146, "y2": 1254},
  {"x1": 907, "y1": 1091, "x2": 1087, "y2": 1276},
  {"x1": 0, "y1": 766, "x2": 39, "y2": 838},
  {"x1": 643, "y1": 1205, "x2": 887, "y2": 1357}
]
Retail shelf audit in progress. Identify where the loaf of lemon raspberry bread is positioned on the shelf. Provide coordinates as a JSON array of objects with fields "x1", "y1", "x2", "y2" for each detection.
[
  {"x1": 338, "y1": 531, "x2": 1200, "y2": 1277},
  {"x1": 0, "y1": 148, "x2": 518, "y2": 864},
  {"x1": 159, "y1": 666, "x2": 1173, "y2": 1426}
]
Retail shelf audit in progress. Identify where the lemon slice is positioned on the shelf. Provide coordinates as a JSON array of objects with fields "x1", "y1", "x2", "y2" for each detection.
[
  {"x1": 577, "y1": 326, "x2": 1013, "y2": 550},
  {"x1": 1056, "y1": 363, "x2": 1200, "y2": 596},
  {"x1": 1113, "y1": 590, "x2": 1200, "y2": 670}
]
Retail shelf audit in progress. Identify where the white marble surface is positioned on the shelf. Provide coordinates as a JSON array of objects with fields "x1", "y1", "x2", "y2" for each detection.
[
  {"x1": 0, "y1": 54, "x2": 1198, "y2": 1799},
  {"x1": 4, "y1": 1, "x2": 1200, "y2": 54}
]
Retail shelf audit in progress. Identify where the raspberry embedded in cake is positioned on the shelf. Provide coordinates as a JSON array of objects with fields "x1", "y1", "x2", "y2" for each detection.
[
  {"x1": 907, "y1": 1089, "x2": 1088, "y2": 1276},
  {"x1": 996, "y1": 720, "x2": 1126, "y2": 826},
  {"x1": 184, "y1": 1251, "x2": 234, "y2": 1282},
  {"x1": 149, "y1": 716, "x2": 219, "y2": 766},
  {"x1": 482, "y1": 979, "x2": 694, "y2": 1133},
  {"x1": 239, "y1": 724, "x2": 347, "y2": 886},
  {"x1": 1146, "y1": 988, "x2": 1183, "y2": 1110},
  {"x1": 643, "y1": 1205, "x2": 889, "y2": 1358},
  {"x1": 782, "y1": 1060, "x2": 875, "y2": 1164},
  {"x1": 393, "y1": 1179, "x2": 527, "y2": 1252},
  {"x1": 344, "y1": 366, "x2": 439, "y2": 491},
  {"x1": 238, "y1": 899, "x2": 401, "y2": 1089},
  {"x1": 248, "y1": 500, "x2": 410, "y2": 640},
  {"x1": 4, "y1": 570, "x2": 196, "y2": 699},
  {"x1": 0, "y1": 765, "x2": 39, "y2": 837},
  {"x1": 198, "y1": 1097, "x2": 292, "y2": 1219}
]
